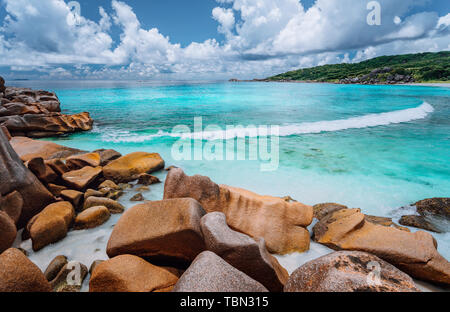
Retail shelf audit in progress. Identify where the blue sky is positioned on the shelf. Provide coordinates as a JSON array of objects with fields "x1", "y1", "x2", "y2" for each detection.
[{"x1": 0, "y1": 0, "x2": 448, "y2": 80}]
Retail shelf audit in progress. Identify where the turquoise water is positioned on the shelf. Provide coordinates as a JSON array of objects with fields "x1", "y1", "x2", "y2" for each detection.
[{"x1": 14, "y1": 81, "x2": 450, "y2": 257}]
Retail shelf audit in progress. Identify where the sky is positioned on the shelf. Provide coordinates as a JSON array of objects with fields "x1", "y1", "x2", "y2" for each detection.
[{"x1": 0, "y1": 0, "x2": 449, "y2": 80}]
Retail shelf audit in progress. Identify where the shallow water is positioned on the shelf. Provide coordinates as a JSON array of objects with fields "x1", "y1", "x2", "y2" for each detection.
[{"x1": 10, "y1": 80, "x2": 449, "y2": 290}]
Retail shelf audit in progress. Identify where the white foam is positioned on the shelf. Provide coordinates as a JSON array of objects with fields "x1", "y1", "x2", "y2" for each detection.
[{"x1": 103, "y1": 102, "x2": 434, "y2": 143}]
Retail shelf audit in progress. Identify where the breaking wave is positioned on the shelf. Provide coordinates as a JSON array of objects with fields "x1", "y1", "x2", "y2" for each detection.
[{"x1": 103, "y1": 102, "x2": 434, "y2": 142}]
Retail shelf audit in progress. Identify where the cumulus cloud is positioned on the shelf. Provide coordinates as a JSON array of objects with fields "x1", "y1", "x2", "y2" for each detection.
[{"x1": 0, "y1": 0, "x2": 448, "y2": 79}]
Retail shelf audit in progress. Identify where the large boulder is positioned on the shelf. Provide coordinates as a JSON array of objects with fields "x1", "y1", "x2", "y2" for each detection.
[
  {"x1": 107, "y1": 198, "x2": 206, "y2": 265},
  {"x1": 0, "y1": 211, "x2": 17, "y2": 253},
  {"x1": 284, "y1": 251, "x2": 420, "y2": 292},
  {"x1": 0, "y1": 248, "x2": 52, "y2": 292},
  {"x1": 399, "y1": 215, "x2": 441, "y2": 233},
  {"x1": 10, "y1": 136, "x2": 83, "y2": 162},
  {"x1": 29, "y1": 201, "x2": 75, "y2": 251},
  {"x1": 313, "y1": 208, "x2": 450, "y2": 285},
  {"x1": 103, "y1": 152, "x2": 165, "y2": 183},
  {"x1": 0, "y1": 131, "x2": 54, "y2": 227},
  {"x1": 164, "y1": 169, "x2": 313, "y2": 254},
  {"x1": 173, "y1": 251, "x2": 268, "y2": 292},
  {"x1": 62, "y1": 166, "x2": 102, "y2": 190},
  {"x1": 201, "y1": 212, "x2": 289, "y2": 292},
  {"x1": 89, "y1": 255, "x2": 179, "y2": 292}
]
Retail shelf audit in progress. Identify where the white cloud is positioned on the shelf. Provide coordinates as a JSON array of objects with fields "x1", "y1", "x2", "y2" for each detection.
[{"x1": 0, "y1": 0, "x2": 448, "y2": 80}]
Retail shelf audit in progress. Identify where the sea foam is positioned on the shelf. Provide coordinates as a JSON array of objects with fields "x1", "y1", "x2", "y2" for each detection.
[{"x1": 104, "y1": 102, "x2": 434, "y2": 143}]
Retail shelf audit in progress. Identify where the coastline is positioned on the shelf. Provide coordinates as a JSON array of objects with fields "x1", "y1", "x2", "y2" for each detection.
[
  {"x1": 230, "y1": 79, "x2": 450, "y2": 87},
  {"x1": 1, "y1": 80, "x2": 449, "y2": 293}
]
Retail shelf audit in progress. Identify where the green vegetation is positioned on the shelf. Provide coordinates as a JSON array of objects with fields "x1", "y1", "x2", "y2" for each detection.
[{"x1": 267, "y1": 51, "x2": 450, "y2": 83}]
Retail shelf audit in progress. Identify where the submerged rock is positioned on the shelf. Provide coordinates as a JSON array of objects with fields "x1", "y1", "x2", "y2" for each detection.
[
  {"x1": 103, "y1": 152, "x2": 165, "y2": 183},
  {"x1": 89, "y1": 255, "x2": 179, "y2": 292},
  {"x1": 285, "y1": 251, "x2": 420, "y2": 292},
  {"x1": 415, "y1": 198, "x2": 449, "y2": 219},
  {"x1": 107, "y1": 198, "x2": 206, "y2": 265},
  {"x1": 130, "y1": 193, "x2": 144, "y2": 202},
  {"x1": 313, "y1": 208, "x2": 450, "y2": 285},
  {"x1": 164, "y1": 168, "x2": 313, "y2": 254},
  {"x1": 173, "y1": 251, "x2": 268, "y2": 292},
  {"x1": 399, "y1": 215, "x2": 442, "y2": 233},
  {"x1": 201, "y1": 212, "x2": 289, "y2": 292},
  {"x1": 0, "y1": 248, "x2": 51, "y2": 292},
  {"x1": 137, "y1": 173, "x2": 161, "y2": 186}
]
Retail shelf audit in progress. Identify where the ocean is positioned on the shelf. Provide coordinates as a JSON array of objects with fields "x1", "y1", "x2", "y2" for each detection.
[{"x1": 12, "y1": 80, "x2": 450, "y2": 289}]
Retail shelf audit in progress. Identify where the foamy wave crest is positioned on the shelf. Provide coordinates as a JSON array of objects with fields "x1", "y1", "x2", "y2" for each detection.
[{"x1": 103, "y1": 102, "x2": 434, "y2": 143}]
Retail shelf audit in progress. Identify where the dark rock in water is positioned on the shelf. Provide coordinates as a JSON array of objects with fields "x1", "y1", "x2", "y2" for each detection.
[
  {"x1": 173, "y1": 251, "x2": 268, "y2": 292},
  {"x1": 44, "y1": 255, "x2": 68, "y2": 281},
  {"x1": 0, "y1": 130, "x2": 54, "y2": 227},
  {"x1": 137, "y1": 173, "x2": 161, "y2": 186},
  {"x1": 284, "y1": 251, "x2": 420, "y2": 292},
  {"x1": 50, "y1": 261, "x2": 88, "y2": 292},
  {"x1": 130, "y1": 193, "x2": 144, "y2": 202},
  {"x1": 201, "y1": 212, "x2": 289, "y2": 292},
  {"x1": 0, "y1": 211, "x2": 17, "y2": 253},
  {"x1": 415, "y1": 198, "x2": 449, "y2": 219},
  {"x1": 399, "y1": 215, "x2": 442, "y2": 233},
  {"x1": 0, "y1": 248, "x2": 52, "y2": 292}
]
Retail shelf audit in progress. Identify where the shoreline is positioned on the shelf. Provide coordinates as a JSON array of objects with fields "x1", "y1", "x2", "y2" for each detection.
[{"x1": 230, "y1": 79, "x2": 450, "y2": 87}]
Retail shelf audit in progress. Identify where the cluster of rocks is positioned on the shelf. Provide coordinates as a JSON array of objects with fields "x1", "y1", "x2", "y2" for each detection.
[
  {"x1": 0, "y1": 77, "x2": 93, "y2": 138},
  {"x1": 339, "y1": 67, "x2": 415, "y2": 85},
  {"x1": 0, "y1": 126, "x2": 163, "y2": 254},
  {"x1": 399, "y1": 198, "x2": 449, "y2": 233}
]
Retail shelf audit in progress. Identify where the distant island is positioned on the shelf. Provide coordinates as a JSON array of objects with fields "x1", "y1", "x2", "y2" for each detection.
[{"x1": 231, "y1": 51, "x2": 450, "y2": 85}]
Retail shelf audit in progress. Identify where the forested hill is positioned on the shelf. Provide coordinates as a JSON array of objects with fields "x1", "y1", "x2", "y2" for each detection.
[{"x1": 266, "y1": 51, "x2": 450, "y2": 84}]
